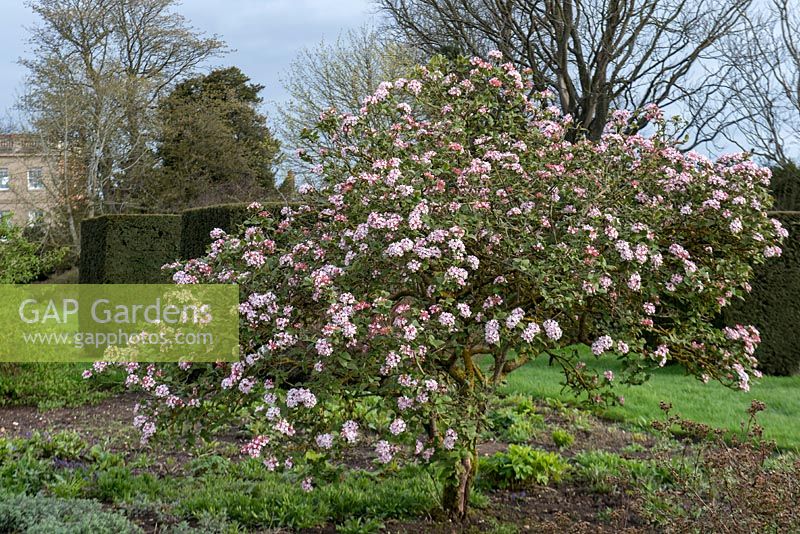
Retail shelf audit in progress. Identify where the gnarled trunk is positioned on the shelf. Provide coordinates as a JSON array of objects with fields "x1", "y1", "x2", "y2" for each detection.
[{"x1": 442, "y1": 449, "x2": 477, "y2": 520}]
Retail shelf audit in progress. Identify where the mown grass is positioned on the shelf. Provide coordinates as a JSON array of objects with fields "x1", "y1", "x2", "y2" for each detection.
[{"x1": 502, "y1": 348, "x2": 800, "y2": 450}]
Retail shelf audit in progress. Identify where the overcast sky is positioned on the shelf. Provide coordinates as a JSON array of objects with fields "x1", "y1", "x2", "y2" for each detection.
[{"x1": 0, "y1": 0, "x2": 375, "y2": 123}]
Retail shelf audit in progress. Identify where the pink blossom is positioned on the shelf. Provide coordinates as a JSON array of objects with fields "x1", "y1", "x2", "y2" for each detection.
[
  {"x1": 274, "y1": 419, "x2": 295, "y2": 436},
  {"x1": 592, "y1": 335, "x2": 613, "y2": 356},
  {"x1": 390, "y1": 418, "x2": 407, "y2": 435},
  {"x1": 439, "y1": 312, "x2": 456, "y2": 330},
  {"x1": 242, "y1": 435, "x2": 269, "y2": 458},
  {"x1": 505, "y1": 308, "x2": 525, "y2": 329},
  {"x1": 315, "y1": 338, "x2": 333, "y2": 357},
  {"x1": 445, "y1": 266, "x2": 469, "y2": 286},
  {"x1": 628, "y1": 272, "x2": 642, "y2": 291},
  {"x1": 398, "y1": 396, "x2": 414, "y2": 410},
  {"x1": 403, "y1": 324, "x2": 418, "y2": 341},
  {"x1": 243, "y1": 250, "x2": 266, "y2": 268},
  {"x1": 443, "y1": 428, "x2": 458, "y2": 450},
  {"x1": 654, "y1": 345, "x2": 670, "y2": 367},
  {"x1": 341, "y1": 420, "x2": 359, "y2": 444},
  {"x1": 521, "y1": 322, "x2": 541, "y2": 342},
  {"x1": 543, "y1": 319, "x2": 562, "y2": 340},
  {"x1": 316, "y1": 433, "x2": 334, "y2": 449},
  {"x1": 286, "y1": 388, "x2": 317, "y2": 408},
  {"x1": 485, "y1": 319, "x2": 501, "y2": 345},
  {"x1": 732, "y1": 363, "x2": 750, "y2": 391},
  {"x1": 375, "y1": 440, "x2": 396, "y2": 463}
]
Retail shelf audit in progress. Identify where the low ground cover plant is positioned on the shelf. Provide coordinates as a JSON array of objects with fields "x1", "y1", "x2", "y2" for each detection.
[
  {"x1": 0, "y1": 430, "x2": 440, "y2": 531},
  {"x1": 551, "y1": 429, "x2": 575, "y2": 449},
  {"x1": 479, "y1": 445, "x2": 570, "y2": 488},
  {"x1": 0, "y1": 493, "x2": 141, "y2": 534},
  {"x1": 485, "y1": 395, "x2": 544, "y2": 444},
  {"x1": 571, "y1": 450, "x2": 673, "y2": 494}
]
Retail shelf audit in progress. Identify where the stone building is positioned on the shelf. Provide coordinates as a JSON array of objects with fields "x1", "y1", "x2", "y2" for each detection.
[{"x1": 0, "y1": 134, "x2": 53, "y2": 227}]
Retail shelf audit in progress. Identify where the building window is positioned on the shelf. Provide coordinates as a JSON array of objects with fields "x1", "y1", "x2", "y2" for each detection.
[
  {"x1": 27, "y1": 209, "x2": 45, "y2": 225},
  {"x1": 27, "y1": 168, "x2": 44, "y2": 190},
  {"x1": 0, "y1": 168, "x2": 8, "y2": 190}
]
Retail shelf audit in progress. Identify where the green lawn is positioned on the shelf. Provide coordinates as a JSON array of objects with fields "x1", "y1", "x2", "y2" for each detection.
[{"x1": 502, "y1": 351, "x2": 800, "y2": 451}]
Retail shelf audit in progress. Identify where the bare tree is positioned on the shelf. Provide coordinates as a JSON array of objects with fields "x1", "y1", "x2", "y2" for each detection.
[
  {"x1": 27, "y1": 89, "x2": 88, "y2": 251},
  {"x1": 19, "y1": 0, "x2": 226, "y2": 216},
  {"x1": 377, "y1": 0, "x2": 754, "y2": 144},
  {"x1": 721, "y1": 0, "x2": 799, "y2": 165},
  {"x1": 276, "y1": 25, "x2": 421, "y2": 179}
]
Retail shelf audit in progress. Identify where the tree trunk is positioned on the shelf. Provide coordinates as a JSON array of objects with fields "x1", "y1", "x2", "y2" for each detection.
[{"x1": 442, "y1": 449, "x2": 477, "y2": 520}]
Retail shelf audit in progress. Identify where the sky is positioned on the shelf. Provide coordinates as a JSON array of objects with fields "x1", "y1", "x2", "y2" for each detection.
[
  {"x1": 0, "y1": 0, "x2": 376, "y2": 123},
  {"x1": 0, "y1": 1, "x2": 787, "y2": 161}
]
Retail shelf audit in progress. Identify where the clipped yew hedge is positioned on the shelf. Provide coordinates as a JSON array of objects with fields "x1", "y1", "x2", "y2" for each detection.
[
  {"x1": 80, "y1": 203, "x2": 299, "y2": 284},
  {"x1": 180, "y1": 202, "x2": 298, "y2": 260},
  {"x1": 179, "y1": 203, "x2": 252, "y2": 260},
  {"x1": 725, "y1": 212, "x2": 800, "y2": 375},
  {"x1": 79, "y1": 214, "x2": 182, "y2": 284}
]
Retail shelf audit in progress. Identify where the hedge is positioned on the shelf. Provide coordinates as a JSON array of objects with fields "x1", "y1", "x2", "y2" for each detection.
[
  {"x1": 180, "y1": 202, "x2": 297, "y2": 260},
  {"x1": 724, "y1": 212, "x2": 800, "y2": 375},
  {"x1": 79, "y1": 214, "x2": 182, "y2": 284},
  {"x1": 770, "y1": 163, "x2": 800, "y2": 211},
  {"x1": 179, "y1": 203, "x2": 251, "y2": 260}
]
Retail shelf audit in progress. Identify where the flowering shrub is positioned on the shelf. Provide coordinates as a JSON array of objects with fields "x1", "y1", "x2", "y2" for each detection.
[{"x1": 94, "y1": 53, "x2": 784, "y2": 516}]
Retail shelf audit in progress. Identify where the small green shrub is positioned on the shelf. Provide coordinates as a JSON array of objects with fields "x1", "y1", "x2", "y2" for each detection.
[
  {"x1": 187, "y1": 454, "x2": 232, "y2": 476},
  {"x1": 0, "y1": 454, "x2": 53, "y2": 494},
  {"x1": 0, "y1": 493, "x2": 141, "y2": 533},
  {"x1": 0, "y1": 213, "x2": 68, "y2": 283},
  {"x1": 21, "y1": 431, "x2": 89, "y2": 460},
  {"x1": 479, "y1": 445, "x2": 570, "y2": 488},
  {"x1": 0, "y1": 432, "x2": 128, "y2": 497},
  {"x1": 488, "y1": 395, "x2": 544, "y2": 443},
  {"x1": 571, "y1": 450, "x2": 671, "y2": 493},
  {"x1": 571, "y1": 450, "x2": 628, "y2": 493},
  {"x1": 503, "y1": 419, "x2": 538, "y2": 443},
  {"x1": 551, "y1": 429, "x2": 575, "y2": 449}
]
